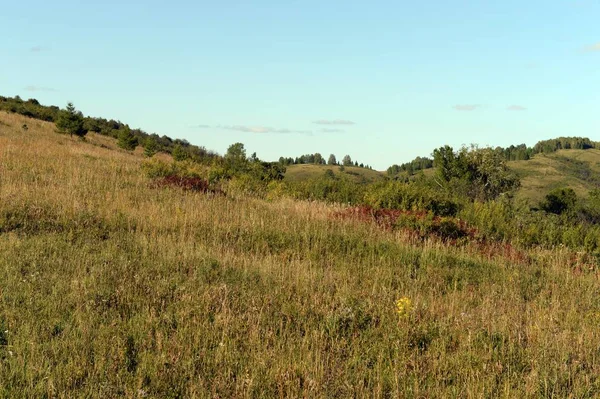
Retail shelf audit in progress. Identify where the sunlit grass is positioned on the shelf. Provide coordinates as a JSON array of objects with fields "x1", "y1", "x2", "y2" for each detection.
[{"x1": 2, "y1": 111, "x2": 600, "y2": 397}]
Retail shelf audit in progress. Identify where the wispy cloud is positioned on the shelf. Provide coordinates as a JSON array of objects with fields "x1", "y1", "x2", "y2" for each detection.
[
  {"x1": 321, "y1": 128, "x2": 344, "y2": 133},
  {"x1": 312, "y1": 119, "x2": 355, "y2": 125},
  {"x1": 30, "y1": 46, "x2": 45, "y2": 52},
  {"x1": 507, "y1": 105, "x2": 527, "y2": 111},
  {"x1": 583, "y1": 42, "x2": 600, "y2": 52},
  {"x1": 220, "y1": 125, "x2": 312, "y2": 135},
  {"x1": 24, "y1": 85, "x2": 57, "y2": 92},
  {"x1": 452, "y1": 104, "x2": 481, "y2": 111},
  {"x1": 190, "y1": 124, "x2": 210, "y2": 128}
]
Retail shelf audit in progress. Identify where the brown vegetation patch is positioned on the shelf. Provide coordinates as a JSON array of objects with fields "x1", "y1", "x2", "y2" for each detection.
[
  {"x1": 334, "y1": 206, "x2": 407, "y2": 230},
  {"x1": 153, "y1": 175, "x2": 223, "y2": 195},
  {"x1": 473, "y1": 241, "x2": 531, "y2": 265},
  {"x1": 334, "y1": 206, "x2": 476, "y2": 237},
  {"x1": 334, "y1": 206, "x2": 539, "y2": 265}
]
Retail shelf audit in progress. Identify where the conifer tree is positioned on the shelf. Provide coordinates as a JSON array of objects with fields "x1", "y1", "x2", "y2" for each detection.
[
  {"x1": 143, "y1": 137, "x2": 158, "y2": 157},
  {"x1": 56, "y1": 102, "x2": 86, "y2": 138},
  {"x1": 117, "y1": 126, "x2": 138, "y2": 151}
]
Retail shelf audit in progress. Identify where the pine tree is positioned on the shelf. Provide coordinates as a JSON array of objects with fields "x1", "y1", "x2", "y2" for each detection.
[
  {"x1": 143, "y1": 137, "x2": 158, "y2": 157},
  {"x1": 56, "y1": 102, "x2": 86, "y2": 138},
  {"x1": 117, "y1": 126, "x2": 138, "y2": 151}
]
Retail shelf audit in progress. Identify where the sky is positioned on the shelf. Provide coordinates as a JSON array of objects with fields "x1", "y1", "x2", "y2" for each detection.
[{"x1": 1, "y1": 0, "x2": 598, "y2": 170}]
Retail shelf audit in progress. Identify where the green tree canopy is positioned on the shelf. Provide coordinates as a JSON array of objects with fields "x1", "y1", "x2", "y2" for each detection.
[
  {"x1": 143, "y1": 137, "x2": 158, "y2": 157},
  {"x1": 56, "y1": 102, "x2": 86, "y2": 138},
  {"x1": 225, "y1": 142, "x2": 248, "y2": 174},
  {"x1": 117, "y1": 126, "x2": 138, "y2": 151},
  {"x1": 172, "y1": 144, "x2": 189, "y2": 161},
  {"x1": 433, "y1": 145, "x2": 520, "y2": 201},
  {"x1": 540, "y1": 188, "x2": 577, "y2": 215}
]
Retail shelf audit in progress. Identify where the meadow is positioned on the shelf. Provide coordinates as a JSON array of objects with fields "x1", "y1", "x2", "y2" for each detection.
[
  {"x1": 2, "y1": 111, "x2": 600, "y2": 397},
  {"x1": 284, "y1": 163, "x2": 385, "y2": 185},
  {"x1": 510, "y1": 149, "x2": 600, "y2": 204}
]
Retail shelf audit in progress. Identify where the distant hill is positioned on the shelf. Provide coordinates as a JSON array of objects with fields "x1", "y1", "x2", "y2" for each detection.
[
  {"x1": 4, "y1": 93, "x2": 600, "y2": 207},
  {"x1": 284, "y1": 148, "x2": 600, "y2": 205},
  {"x1": 284, "y1": 164, "x2": 386, "y2": 184},
  {"x1": 509, "y1": 149, "x2": 600, "y2": 204}
]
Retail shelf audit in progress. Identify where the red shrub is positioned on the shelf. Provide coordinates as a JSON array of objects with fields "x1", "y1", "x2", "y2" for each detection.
[{"x1": 153, "y1": 175, "x2": 223, "y2": 195}]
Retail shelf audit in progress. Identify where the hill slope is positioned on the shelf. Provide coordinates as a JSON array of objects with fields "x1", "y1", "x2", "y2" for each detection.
[
  {"x1": 509, "y1": 149, "x2": 600, "y2": 203},
  {"x1": 2, "y1": 111, "x2": 600, "y2": 397},
  {"x1": 284, "y1": 163, "x2": 385, "y2": 183}
]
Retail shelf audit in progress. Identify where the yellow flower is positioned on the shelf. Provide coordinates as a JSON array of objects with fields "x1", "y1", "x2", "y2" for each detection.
[{"x1": 396, "y1": 297, "x2": 413, "y2": 320}]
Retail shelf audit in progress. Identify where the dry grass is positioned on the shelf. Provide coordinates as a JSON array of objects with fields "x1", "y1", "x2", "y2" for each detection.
[
  {"x1": 284, "y1": 163, "x2": 385, "y2": 184},
  {"x1": 2, "y1": 111, "x2": 600, "y2": 397},
  {"x1": 510, "y1": 149, "x2": 600, "y2": 204}
]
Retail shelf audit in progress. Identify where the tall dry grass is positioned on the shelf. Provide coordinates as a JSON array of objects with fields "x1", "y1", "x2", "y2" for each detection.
[{"x1": 1, "y1": 111, "x2": 600, "y2": 397}]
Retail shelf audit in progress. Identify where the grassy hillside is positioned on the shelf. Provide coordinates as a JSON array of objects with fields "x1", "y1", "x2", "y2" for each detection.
[
  {"x1": 396, "y1": 148, "x2": 600, "y2": 205},
  {"x1": 3, "y1": 111, "x2": 600, "y2": 397},
  {"x1": 509, "y1": 149, "x2": 600, "y2": 204},
  {"x1": 284, "y1": 163, "x2": 385, "y2": 184}
]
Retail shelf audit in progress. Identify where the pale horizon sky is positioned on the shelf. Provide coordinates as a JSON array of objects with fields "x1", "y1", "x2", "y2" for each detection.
[{"x1": 2, "y1": 0, "x2": 598, "y2": 170}]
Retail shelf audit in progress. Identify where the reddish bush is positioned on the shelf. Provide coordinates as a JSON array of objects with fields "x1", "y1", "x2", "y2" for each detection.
[
  {"x1": 335, "y1": 206, "x2": 481, "y2": 242},
  {"x1": 334, "y1": 206, "x2": 418, "y2": 230},
  {"x1": 154, "y1": 175, "x2": 223, "y2": 195},
  {"x1": 334, "y1": 206, "x2": 536, "y2": 265}
]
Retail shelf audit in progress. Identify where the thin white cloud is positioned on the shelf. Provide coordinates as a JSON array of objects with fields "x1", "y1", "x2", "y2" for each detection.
[
  {"x1": 30, "y1": 46, "x2": 45, "y2": 52},
  {"x1": 321, "y1": 128, "x2": 344, "y2": 133},
  {"x1": 583, "y1": 42, "x2": 600, "y2": 52},
  {"x1": 507, "y1": 105, "x2": 527, "y2": 111},
  {"x1": 24, "y1": 85, "x2": 57, "y2": 92},
  {"x1": 453, "y1": 104, "x2": 481, "y2": 111},
  {"x1": 312, "y1": 119, "x2": 355, "y2": 125},
  {"x1": 190, "y1": 124, "x2": 210, "y2": 128},
  {"x1": 220, "y1": 125, "x2": 312, "y2": 135}
]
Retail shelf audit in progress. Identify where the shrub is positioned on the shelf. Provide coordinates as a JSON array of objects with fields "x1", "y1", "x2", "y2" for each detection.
[
  {"x1": 154, "y1": 175, "x2": 213, "y2": 192},
  {"x1": 540, "y1": 188, "x2": 577, "y2": 215},
  {"x1": 364, "y1": 181, "x2": 460, "y2": 217},
  {"x1": 141, "y1": 159, "x2": 205, "y2": 179}
]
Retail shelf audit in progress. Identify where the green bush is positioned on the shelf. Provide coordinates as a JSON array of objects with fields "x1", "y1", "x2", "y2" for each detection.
[
  {"x1": 540, "y1": 188, "x2": 577, "y2": 215},
  {"x1": 141, "y1": 159, "x2": 204, "y2": 179},
  {"x1": 364, "y1": 181, "x2": 460, "y2": 216}
]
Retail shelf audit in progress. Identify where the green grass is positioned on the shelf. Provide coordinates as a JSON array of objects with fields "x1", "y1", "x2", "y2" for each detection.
[
  {"x1": 284, "y1": 163, "x2": 385, "y2": 184},
  {"x1": 509, "y1": 149, "x2": 600, "y2": 204},
  {"x1": 3, "y1": 111, "x2": 600, "y2": 397}
]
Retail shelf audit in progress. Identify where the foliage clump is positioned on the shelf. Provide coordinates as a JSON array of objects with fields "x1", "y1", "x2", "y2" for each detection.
[
  {"x1": 56, "y1": 102, "x2": 87, "y2": 138},
  {"x1": 433, "y1": 145, "x2": 520, "y2": 202},
  {"x1": 540, "y1": 188, "x2": 577, "y2": 215},
  {"x1": 117, "y1": 126, "x2": 138, "y2": 151}
]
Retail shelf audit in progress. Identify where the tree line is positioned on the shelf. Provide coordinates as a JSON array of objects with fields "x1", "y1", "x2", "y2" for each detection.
[
  {"x1": 0, "y1": 95, "x2": 219, "y2": 162},
  {"x1": 278, "y1": 153, "x2": 373, "y2": 169},
  {"x1": 387, "y1": 138, "x2": 600, "y2": 178}
]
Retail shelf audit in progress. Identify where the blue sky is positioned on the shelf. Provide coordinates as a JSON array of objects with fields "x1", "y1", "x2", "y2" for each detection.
[{"x1": 2, "y1": 0, "x2": 598, "y2": 169}]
